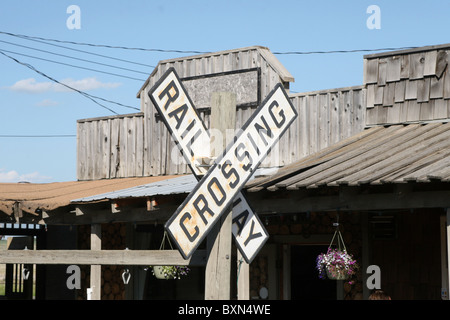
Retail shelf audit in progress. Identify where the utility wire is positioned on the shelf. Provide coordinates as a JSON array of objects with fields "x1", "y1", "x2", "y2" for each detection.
[
  {"x1": 0, "y1": 30, "x2": 420, "y2": 56},
  {"x1": 0, "y1": 48, "x2": 146, "y2": 81},
  {"x1": 1, "y1": 35, "x2": 156, "y2": 68},
  {"x1": 272, "y1": 47, "x2": 419, "y2": 55},
  {"x1": 0, "y1": 50, "x2": 140, "y2": 114},
  {"x1": 0, "y1": 135, "x2": 76, "y2": 138},
  {"x1": 0, "y1": 39, "x2": 150, "y2": 75},
  {"x1": 0, "y1": 31, "x2": 210, "y2": 54}
]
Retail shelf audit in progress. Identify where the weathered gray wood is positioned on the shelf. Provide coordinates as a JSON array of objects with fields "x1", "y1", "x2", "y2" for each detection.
[
  {"x1": 0, "y1": 249, "x2": 207, "y2": 266},
  {"x1": 247, "y1": 189, "x2": 450, "y2": 213},
  {"x1": 364, "y1": 58, "x2": 379, "y2": 84},
  {"x1": 394, "y1": 80, "x2": 406, "y2": 103},
  {"x1": 383, "y1": 82, "x2": 395, "y2": 106},
  {"x1": 444, "y1": 70, "x2": 450, "y2": 99},
  {"x1": 374, "y1": 85, "x2": 384, "y2": 105},
  {"x1": 91, "y1": 224, "x2": 101, "y2": 300},
  {"x1": 205, "y1": 92, "x2": 236, "y2": 300},
  {"x1": 377, "y1": 59, "x2": 387, "y2": 86},
  {"x1": 410, "y1": 53, "x2": 426, "y2": 79},
  {"x1": 436, "y1": 50, "x2": 448, "y2": 79},
  {"x1": 406, "y1": 100, "x2": 421, "y2": 121},
  {"x1": 237, "y1": 251, "x2": 250, "y2": 300},
  {"x1": 400, "y1": 54, "x2": 410, "y2": 79},
  {"x1": 366, "y1": 84, "x2": 375, "y2": 109},
  {"x1": 430, "y1": 76, "x2": 444, "y2": 99},
  {"x1": 405, "y1": 79, "x2": 418, "y2": 100},
  {"x1": 417, "y1": 77, "x2": 431, "y2": 103},
  {"x1": 424, "y1": 50, "x2": 438, "y2": 76},
  {"x1": 386, "y1": 56, "x2": 401, "y2": 82},
  {"x1": 433, "y1": 99, "x2": 448, "y2": 119}
]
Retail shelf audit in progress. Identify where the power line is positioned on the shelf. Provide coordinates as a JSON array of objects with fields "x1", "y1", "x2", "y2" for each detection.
[
  {"x1": 0, "y1": 30, "x2": 420, "y2": 56},
  {"x1": 0, "y1": 50, "x2": 140, "y2": 114},
  {"x1": 0, "y1": 48, "x2": 146, "y2": 81},
  {"x1": 0, "y1": 39, "x2": 150, "y2": 75},
  {"x1": 0, "y1": 31, "x2": 210, "y2": 54},
  {"x1": 272, "y1": 47, "x2": 419, "y2": 55},
  {"x1": 0, "y1": 135, "x2": 76, "y2": 138},
  {"x1": 1, "y1": 34, "x2": 156, "y2": 68}
]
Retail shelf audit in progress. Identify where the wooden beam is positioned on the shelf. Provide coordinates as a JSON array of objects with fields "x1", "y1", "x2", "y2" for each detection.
[
  {"x1": 90, "y1": 224, "x2": 101, "y2": 300},
  {"x1": 446, "y1": 208, "x2": 450, "y2": 300},
  {"x1": 247, "y1": 189, "x2": 450, "y2": 213},
  {"x1": 42, "y1": 203, "x2": 178, "y2": 225},
  {"x1": 205, "y1": 92, "x2": 236, "y2": 300},
  {"x1": 0, "y1": 249, "x2": 207, "y2": 266},
  {"x1": 237, "y1": 251, "x2": 249, "y2": 300}
]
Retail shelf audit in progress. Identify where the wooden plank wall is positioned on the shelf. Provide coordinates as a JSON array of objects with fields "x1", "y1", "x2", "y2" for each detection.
[
  {"x1": 287, "y1": 87, "x2": 366, "y2": 163},
  {"x1": 140, "y1": 47, "x2": 290, "y2": 177},
  {"x1": 77, "y1": 113, "x2": 144, "y2": 180},
  {"x1": 77, "y1": 47, "x2": 366, "y2": 180},
  {"x1": 364, "y1": 47, "x2": 450, "y2": 125}
]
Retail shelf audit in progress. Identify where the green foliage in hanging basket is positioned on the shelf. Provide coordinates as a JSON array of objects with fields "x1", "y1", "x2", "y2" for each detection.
[
  {"x1": 151, "y1": 231, "x2": 190, "y2": 279},
  {"x1": 151, "y1": 265, "x2": 190, "y2": 280},
  {"x1": 316, "y1": 248, "x2": 359, "y2": 281}
]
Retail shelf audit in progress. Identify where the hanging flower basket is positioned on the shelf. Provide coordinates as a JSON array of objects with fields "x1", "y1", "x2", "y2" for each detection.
[
  {"x1": 316, "y1": 248, "x2": 358, "y2": 280},
  {"x1": 316, "y1": 218, "x2": 359, "y2": 281},
  {"x1": 151, "y1": 265, "x2": 190, "y2": 280},
  {"x1": 149, "y1": 232, "x2": 190, "y2": 280}
]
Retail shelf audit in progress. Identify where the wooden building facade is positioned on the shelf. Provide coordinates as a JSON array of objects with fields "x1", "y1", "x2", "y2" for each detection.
[{"x1": 1, "y1": 44, "x2": 450, "y2": 300}]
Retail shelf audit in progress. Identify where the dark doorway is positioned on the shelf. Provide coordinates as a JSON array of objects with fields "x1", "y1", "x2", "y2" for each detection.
[{"x1": 290, "y1": 245, "x2": 336, "y2": 300}]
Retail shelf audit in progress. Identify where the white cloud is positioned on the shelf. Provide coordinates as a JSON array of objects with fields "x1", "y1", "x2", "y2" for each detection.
[
  {"x1": 0, "y1": 169, "x2": 52, "y2": 183},
  {"x1": 8, "y1": 78, "x2": 53, "y2": 93},
  {"x1": 7, "y1": 77, "x2": 121, "y2": 94},
  {"x1": 36, "y1": 99, "x2": 59, "y2": 107}
]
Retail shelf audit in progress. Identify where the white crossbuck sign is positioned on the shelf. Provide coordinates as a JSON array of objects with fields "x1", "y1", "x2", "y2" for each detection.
[{"x1": 149, "y1": 68, "x2": 297, "y2": 262}]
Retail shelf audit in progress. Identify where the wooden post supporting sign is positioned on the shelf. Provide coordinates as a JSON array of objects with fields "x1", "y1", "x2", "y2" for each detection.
[{"x1": 205, "y1": 92, "x2": 236, "y2": 299}]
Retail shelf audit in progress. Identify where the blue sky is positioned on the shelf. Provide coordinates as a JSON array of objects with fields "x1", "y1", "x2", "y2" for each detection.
[{"x1": 0, "y1": 0, "x2": 449, "y2": 183}]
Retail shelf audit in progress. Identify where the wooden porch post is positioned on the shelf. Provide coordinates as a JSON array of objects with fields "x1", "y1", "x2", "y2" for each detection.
[
  {"x1": 444, "y1": 209, "x2": 450, "y2": 299},
  {"x1": 205, "y1": 92, "x2": 236, "y2": 300},
  {"x1": 237, "y1": 251, "x2": 250, "y2": 300},
  {"x1": 90, "y1": 223, "x2": 101, "y2": 300}
]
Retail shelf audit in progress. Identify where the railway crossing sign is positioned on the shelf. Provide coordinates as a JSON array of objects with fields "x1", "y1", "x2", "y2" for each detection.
[{"x1": 149, "y1": 68, "x2": 297, "y2": 262}]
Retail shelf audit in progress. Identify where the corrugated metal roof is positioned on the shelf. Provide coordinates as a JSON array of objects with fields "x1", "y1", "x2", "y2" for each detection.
[
  {"x1": 247, "y1": 122, "x2": 450, "y2": 191},
  {"x1": 71, "y1": 167, "x2": 279, "y2": 203},
  {"x1": 71, "y1": 174, "x2": 197, "y2": 203},
  {"x1": 0, "y1": 175, "x2": 179, "y2": 216}
]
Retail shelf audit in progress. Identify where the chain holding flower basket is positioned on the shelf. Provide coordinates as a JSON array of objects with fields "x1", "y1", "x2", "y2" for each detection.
[
  {"x1": 151, "y1": 231, "x2": 190, "y2": 280},
  {"x1": 316, "y1": 216, "x2": 359, "y2": 281}
]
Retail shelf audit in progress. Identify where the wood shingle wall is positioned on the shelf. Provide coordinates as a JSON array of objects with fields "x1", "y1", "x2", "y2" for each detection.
[{"x1": 364, "y1": 44, "x2": 450, "y2": 125}]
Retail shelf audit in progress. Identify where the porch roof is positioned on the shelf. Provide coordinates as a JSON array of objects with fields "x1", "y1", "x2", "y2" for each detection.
[
  {"x1": 246, "y1": 121, "x2": 450, "y2": 192},
  {"x1": 0, "y1": 175, "x2": 179, "y2": 218}
]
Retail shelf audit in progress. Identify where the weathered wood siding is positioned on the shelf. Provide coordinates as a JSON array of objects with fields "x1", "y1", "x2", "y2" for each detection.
[
  {"x1": 139, "y1": 46, "x2": 294, "y2": 177},
  {"x1": 287, "y1": 86, "x2": 365, "y2": 162},
  {"x1": 364, "y1": 45, "x2": 450, "y2": 125},
  {"x1": 76, "y1": 46, "x2": 366, "y2": 180},
  {"x1": 77, "y1": 113, "x2": 144, "y2": 180}
]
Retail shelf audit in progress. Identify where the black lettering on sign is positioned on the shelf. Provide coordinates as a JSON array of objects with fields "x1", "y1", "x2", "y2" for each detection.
[
  {"x1": 168, "y1": 103, "x2": 188, "y2": 129},
  {"x1": 244, "y1": 220, "x2": 263, "y2": 246},
  {"x1": 235, "y1": 142, "x2": 252, "y2": 171},
  {"x1": 207, "y1": 177, "x2": 227, "y2": 206},
  {"x1": 221, "y1": 160, "x2": 240, "y2": 189},
  {"x1": 185, "y1": 128, "x2": 202, "y2": 157},
  {"x1": 232, "y1": 210, "x2": 249, "y2": 237},
  {"x1": 247, "y1": 132, "x2": 260, "y2": 156},
  {"x1": 254, "y1": 115, "x2": 273, "y2": 146},
  {"x1": 180, "y1": 212, "x2": 199, "y2": 242},
  {"x1": 193, "y1": 194, "x2": 214, "y2": 226},
  {"x1": 158, "y1": 80, "x2": 179, "y2": 111},
  {"x1": 269, "y1": 100, "x2": 286, "y2": 128}
]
